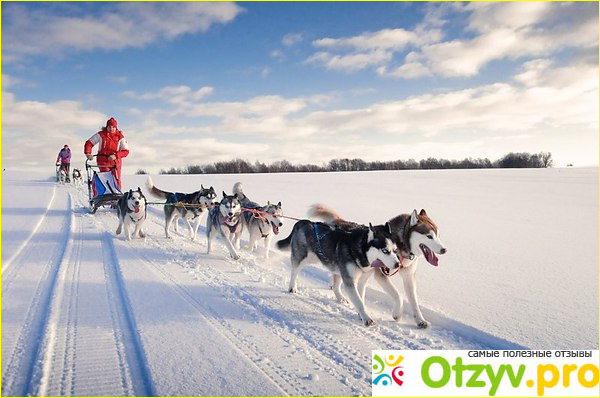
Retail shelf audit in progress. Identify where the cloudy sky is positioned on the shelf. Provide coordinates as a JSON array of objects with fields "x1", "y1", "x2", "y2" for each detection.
[{"x1": 2, "y1": 1, "x2": 598, "y2": 173}]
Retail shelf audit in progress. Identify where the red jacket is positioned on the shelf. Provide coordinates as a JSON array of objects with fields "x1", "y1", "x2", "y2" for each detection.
[
  {"x1": 84, "y1": 128, "x2": 129, "y2": 164},
  {"x1": 84, "y1": 128, "x2": 129, "y2": 188}
]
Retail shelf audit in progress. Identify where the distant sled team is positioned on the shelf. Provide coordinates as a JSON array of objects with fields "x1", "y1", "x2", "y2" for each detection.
[{"x1": 107, "y1": 177, "x2": 447, "y2": 327}]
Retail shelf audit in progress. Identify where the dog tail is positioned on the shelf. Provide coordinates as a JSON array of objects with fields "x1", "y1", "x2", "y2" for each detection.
[
  {"x1": 145, "y1": 176, "x2": 168, "y2": 199},
  {"x1": 308, "y1": 203, "x2": 345, "y2": 224},
  {"x1": 309, "y1": 203, "x2": 362, "y2": 229},
  {"x1": 232, "y1": 182, "x2": 247, "y2": 201},
  {"x1": 276, "y1": 231, "x2": 293, "y2": 251}
]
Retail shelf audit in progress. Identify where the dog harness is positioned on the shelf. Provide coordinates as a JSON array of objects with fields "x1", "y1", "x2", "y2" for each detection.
[
  {"x1": 313, "y1": 223, "x2": 330, "y2": 261},
  {"x1": 221, "y1": 215, "x2": 241, "y2": 234}
]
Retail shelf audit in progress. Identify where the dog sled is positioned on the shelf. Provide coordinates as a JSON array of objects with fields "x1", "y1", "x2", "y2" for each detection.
[{"x1": 85, "y1": 155, "x2": 123, "y2": 213}]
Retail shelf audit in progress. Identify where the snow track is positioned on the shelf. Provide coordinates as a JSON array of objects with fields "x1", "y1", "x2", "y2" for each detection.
[
  {"x1": 2, "y1": 180, "x2": 525, "y2": 396},
  {"x1": 2, "y1": 187, "x2": 153, "y2": 397}
]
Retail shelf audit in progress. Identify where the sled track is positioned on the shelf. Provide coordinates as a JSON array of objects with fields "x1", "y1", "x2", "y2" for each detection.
[
  {"x1": 1, "y1": 192, "x2": 71, "y2": 396},
  {"x1": 1, "y1": 191, "x2": 155, "y2": 397},
  {"x1": 97, "y1": 232, "x2": 156, "y2": 396},
  {"x1": 1, "y1": 186, "x2": 57, "y2": 276},
  {"x1": 124, "y1": 241, "x2": 310, "y2": 396}
]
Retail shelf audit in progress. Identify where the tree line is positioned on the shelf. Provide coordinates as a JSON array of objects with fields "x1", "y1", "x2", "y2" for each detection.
[{"x1": 143, "y1": 151, "x2": 553, "y2": 175}]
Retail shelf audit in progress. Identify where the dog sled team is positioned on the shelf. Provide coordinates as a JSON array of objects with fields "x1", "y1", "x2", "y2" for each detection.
[
  {"x1": 60, "y1": 116, "x2": 448, "y2": 327},
  {"x1": 134, "y1": 176, "x2": 447, "y2": 328}
]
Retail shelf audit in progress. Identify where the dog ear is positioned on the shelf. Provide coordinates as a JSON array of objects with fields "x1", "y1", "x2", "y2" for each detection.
[
  {"x1": 267, "y1": 200, "x2": 271, "y2": 206},
  {"x1": 201, "y1": 184, "x2": 205, "y2": 189},
  {"x1": 419, "y1": 209, "x2": 427, "y2": 216},
  {"x1": 368, "y1": 222, "x2": 374, "y2": 231},
  {"x1": 277, "y1": 201, "x2": 282, "y2": 207},
  {"x1": 410, "y1": 209, "x2": 419, "y2": 227},
  {"x1": 222, "y1": 191, "x2": 227, "y2": 198},
  {"x1": 385, "y1": 222, "x2": 392, "y2": 234}
]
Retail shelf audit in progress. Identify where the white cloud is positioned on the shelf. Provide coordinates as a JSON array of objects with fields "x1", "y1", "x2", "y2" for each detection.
[
  {"x1": 307, "y1": 2, "x2": 598, "y2": 78},
  {"x1": 282, "y1": 33, "x2": 304, "y2": 47},
  {"x1": 2, "y1": 2, "x2": 244, "y2": 61},
  {"x1": 123, "y1": 85, "x2": 214, "y2": 105},
  {"x1": 2, "y1": 59, "x2": 597, "y2": 173},
  {"x1": 1, "y1": 92, "x2": 106, "y2": 167},
  {"x1": 306, "y1": 49, "x2": 393, "y2": 73}
]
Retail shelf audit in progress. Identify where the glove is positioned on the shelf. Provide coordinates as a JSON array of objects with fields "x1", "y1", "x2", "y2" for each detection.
[
  {"x1": 108, "y1": 154, "x2": 117, "y2": 161},
  {"x1": 86, "y1": 154, "x2": 94, "y2": 161}
]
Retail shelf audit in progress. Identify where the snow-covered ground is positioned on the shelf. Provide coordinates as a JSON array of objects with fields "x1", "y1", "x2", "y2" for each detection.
[{"x1": 1, "y1": 167, "x2": 598, "y2": 396}]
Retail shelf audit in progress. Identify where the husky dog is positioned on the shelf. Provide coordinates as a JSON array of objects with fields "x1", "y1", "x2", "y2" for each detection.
[
  {"x1": 233, "y1": 182, "x2": 283, "y2": 259},
  {"x1": 72, "y1": 168, "x2": 83, "y2": 186},
  {"x1": 116, "y1": 188, "x2": 147, "y2": 240},
  {"x1": 309, "y1": 204, "x2": 447, "y2": 328},
  {"x1": 206, "y1": 192, "x2": 243, "y2": 260},
  {"x1": 146, "y1": 176, "x2": 217, "y2": 240},
  {"x1": 58, "y1": 168, "x2": 67, "y2": 184},
  {"x1": 277, "y1": 219, "x2": 400, "y2": 326}
]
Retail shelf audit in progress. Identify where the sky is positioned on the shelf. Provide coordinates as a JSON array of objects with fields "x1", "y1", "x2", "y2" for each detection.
[{"x1": 1, "y1": 1, "x2": 598, "y2": 174}]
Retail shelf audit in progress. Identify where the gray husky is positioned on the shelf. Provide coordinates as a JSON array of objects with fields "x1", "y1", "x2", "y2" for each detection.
[
  {"x1": 146, "y1": 176, "x2": 217, "y2": 240},
  {"x1": 116, "y1": 188, "x2": 147, "y2": 240},
  {"x1": 233, "y1": 182, "x2": 283, "y2": 259},
  {"x1": 206, "y1": 192, "x2": 244, "y2": 260},
  {"x1": 310, "y1": 204, "x2": 447, "y2": 328},
  {"x1": 277, "y1": 220, "x2": 400, "y2": 326}
]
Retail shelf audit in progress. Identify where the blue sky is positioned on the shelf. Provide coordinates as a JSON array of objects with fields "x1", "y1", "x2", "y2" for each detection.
[{"x1": 2, "y1": 1, "x2": 598, "y2": 173}]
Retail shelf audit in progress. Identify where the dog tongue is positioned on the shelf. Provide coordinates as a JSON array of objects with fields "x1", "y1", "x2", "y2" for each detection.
[
  {"x1": 272, "y1": 224, "x2": 280, "y2": 235},
  {"x1": 370, "y1": 259, "x2": 386, "y2": 268},
  {"x1": 425, "y1": 251, "x2": 439, "y2": 266},
  {"x1": 134, "y1": 205, "x2": 141, "y2": 213}
]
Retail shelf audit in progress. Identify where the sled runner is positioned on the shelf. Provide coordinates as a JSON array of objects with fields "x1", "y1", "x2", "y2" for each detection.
[{"x1": 85, "y1": 156, "x2": 123, "y2": 213}]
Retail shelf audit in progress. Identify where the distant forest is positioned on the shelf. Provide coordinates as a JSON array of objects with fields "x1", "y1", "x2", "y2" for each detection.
[{"x1": 147, "y1": 151, "x2": 553, "y2": 175}]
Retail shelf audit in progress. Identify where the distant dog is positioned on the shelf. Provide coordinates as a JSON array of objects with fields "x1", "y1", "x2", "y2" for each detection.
[
  {"x1": 309, "y1": 204, "x2": 447, "y2": 328},
  {"x1": 146, "y1": 176, "x2": 217, "y2": 240},
  {"x1": 233, "y1": 182, "x2": 283, "y2": 259},
  {"x1": 58, "y1": 168, "x2": 67, "y2": 184},
  {"x1": 206, "y1": 192, "x2": 243, "y2": 260},
  {"x1": 116, "y1": 188, "x2": 147, "y2": 240},
  {"x1": 277, "y1": 219, "x2": 400, "y2": 326},
  {"x1": 72, "y1": 168, "x2": 83, "y2": 186}
]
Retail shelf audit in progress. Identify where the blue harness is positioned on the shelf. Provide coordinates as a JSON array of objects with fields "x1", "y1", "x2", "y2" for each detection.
[{"x1": 313, "y1": 223, "x2": 330, "y2": 261}]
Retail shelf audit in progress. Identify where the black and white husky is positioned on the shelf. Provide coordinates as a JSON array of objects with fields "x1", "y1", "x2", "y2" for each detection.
[
  {"x1": 116, "y1": 188, "x2": 147, "y2": 240},
  {"x1": 310, "y1": 204, "x2": 447, "y2": 328},
  {"x1": 72, "y1": 168, "x2": 83, "y2": 186},
  {"x1": 206, "y1": 192, "x2": 244, "y2": 260},
  {"x1": 233, "y1": 182, "x2": 283, "y2": 259},
  {"x1": 277, "y1": 219, "x2": 401, "y2": 326},
  {"x1": 146, "y1": 176, "x2": 217, "y2": 240}
]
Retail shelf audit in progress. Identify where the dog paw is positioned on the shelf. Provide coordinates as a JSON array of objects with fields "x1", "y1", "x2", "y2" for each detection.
[
  {"x1": 231, "y1": 254, "x2": 240, "y2": 260},
  {"x1": 417, "y1": 320, "x2": 430, "y2": 329},
  {"x1": 364, "y1": 318, "x2": 376, "y2": 327},
  {"x1": 289, "y1": 287, "x2": 297, "y2": 294}
]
